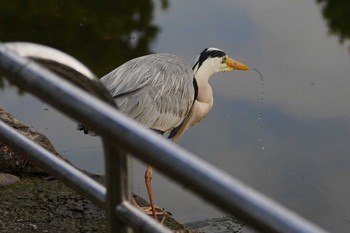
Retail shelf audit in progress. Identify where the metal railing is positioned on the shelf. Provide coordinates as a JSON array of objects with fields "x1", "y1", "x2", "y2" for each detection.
[{"x1": 0, "y1": 44, "x2": 330, "y2": 233}]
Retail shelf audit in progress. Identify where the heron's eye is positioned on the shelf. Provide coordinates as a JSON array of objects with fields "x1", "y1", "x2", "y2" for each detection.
[{"x1": 221, "y1": 57, "x2": 227, "y2": 63}]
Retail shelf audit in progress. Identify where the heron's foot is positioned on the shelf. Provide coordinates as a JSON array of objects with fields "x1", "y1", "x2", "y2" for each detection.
[
  {"x1": 139, "y1": 205, "x2": 167, "y2": 215},
  {"x1": 132, "y1": 197, "x2": 169, "y2": 222}
]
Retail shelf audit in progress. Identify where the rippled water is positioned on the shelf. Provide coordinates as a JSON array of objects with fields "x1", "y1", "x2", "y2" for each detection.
[{"x1": 1, "y1": 1, "x2": 350, "y2": 232}]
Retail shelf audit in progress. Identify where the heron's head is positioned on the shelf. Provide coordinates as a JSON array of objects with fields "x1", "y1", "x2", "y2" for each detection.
[{"x1": 193, "y1": 48, "x2": 249, "y2": 77}]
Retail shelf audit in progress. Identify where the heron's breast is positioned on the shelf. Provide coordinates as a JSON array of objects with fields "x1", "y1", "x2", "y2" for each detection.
[
  {"x1": 170, "y1": 99, "x2": 213, "y2": 142},
  {"x1": 189, "y1": 99, "x2": 213, "y2": 126}
]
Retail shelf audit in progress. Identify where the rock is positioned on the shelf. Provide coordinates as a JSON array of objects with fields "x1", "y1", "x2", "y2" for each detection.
[
  {"x1": 0, "y1": 173, "x2": 20, "y2": 186},
  {"x1": 0, "y1": 106, "x2": 69, "y2": 176}
]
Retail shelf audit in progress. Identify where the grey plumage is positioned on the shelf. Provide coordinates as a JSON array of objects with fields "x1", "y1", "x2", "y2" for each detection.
[
  {"x1": 98, "y1": 49, "x2": 250, "y2": 220},
  {"x1": 100, "y1": 53, "x2": 195, "y2": 135}
]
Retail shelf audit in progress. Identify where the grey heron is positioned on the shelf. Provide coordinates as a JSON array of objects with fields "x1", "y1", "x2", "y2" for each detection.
[
  {"x1": 98, "y1": 47, "x2": 249, "y2": 220},
  {"x1": 2, "y1": 42, "x2": 249, "y2": 221}
]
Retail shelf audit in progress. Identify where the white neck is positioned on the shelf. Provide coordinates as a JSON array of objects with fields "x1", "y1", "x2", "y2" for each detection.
[
  {"x1": 194, "y1": 64, "x2": 216, "y2": 103},
  {"x1": 194, "y1": 69, "x2": 213, "y2": 103}
]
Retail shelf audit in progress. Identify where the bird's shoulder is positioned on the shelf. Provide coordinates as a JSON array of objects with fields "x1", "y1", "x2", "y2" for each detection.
[
  {"x1": 99, "y1": 53, "x2": 196, "y2": 132},
  {"x1": 100, "y1": 53, "x2": 194, "y2": 97}
]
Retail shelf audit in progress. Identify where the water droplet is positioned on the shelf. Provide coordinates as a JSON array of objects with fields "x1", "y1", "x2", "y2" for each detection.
[{"x1": 253, "y1": 68, "x2": 265, "y2": 152}]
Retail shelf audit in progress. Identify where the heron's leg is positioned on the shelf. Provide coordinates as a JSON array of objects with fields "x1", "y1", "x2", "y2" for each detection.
[{"x1": 145, "y1": 165, "x2": 158, "y2": 220}]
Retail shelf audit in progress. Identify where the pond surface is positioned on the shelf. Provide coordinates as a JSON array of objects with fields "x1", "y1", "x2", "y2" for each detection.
[{"x1": 1, "y1": 1, "x2": 350, "y2": 232}]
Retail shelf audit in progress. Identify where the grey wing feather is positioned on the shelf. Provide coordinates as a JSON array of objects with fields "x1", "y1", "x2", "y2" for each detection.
[{"x1": 100, "y1": 53, "x2": 195, "y2": 133}]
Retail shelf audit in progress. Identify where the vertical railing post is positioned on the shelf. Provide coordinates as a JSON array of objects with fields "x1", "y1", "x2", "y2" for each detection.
[{"x1": 103, "y1": 139, "x2": 132, "y2": 233}]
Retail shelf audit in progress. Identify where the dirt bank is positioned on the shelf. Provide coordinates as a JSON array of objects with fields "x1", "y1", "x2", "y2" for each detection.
[{"x1": 0, "y1": 107, "x2": 185, "y2": 232}]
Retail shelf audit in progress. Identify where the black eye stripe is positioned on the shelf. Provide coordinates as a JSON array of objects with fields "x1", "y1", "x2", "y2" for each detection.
[
  {"x1": 192, "y1": 48, "x2": 226, "y2": 70},
  {"x1": 206, "y1": 49, "x2": 226, "y2": 58}
]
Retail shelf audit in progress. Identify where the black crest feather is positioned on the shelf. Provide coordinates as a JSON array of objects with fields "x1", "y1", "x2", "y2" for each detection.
[{"x1": 192, "y1": 48, "x2": 226, "y2": 70}]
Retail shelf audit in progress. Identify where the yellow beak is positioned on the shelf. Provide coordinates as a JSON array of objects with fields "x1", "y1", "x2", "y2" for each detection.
[{"x1": 226, "y1": 57, "x2": 250, "y2": 70}]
